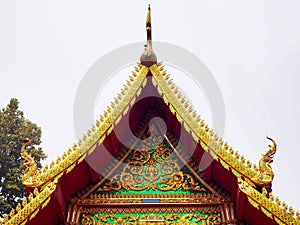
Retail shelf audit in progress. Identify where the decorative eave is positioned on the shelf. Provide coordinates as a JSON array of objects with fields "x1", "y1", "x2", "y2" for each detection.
[
  {"x1": 2, "y1": 65, "x2": 149, "y2": 225},
  {"x1": 1, "y1": 181, "x2": 57, "y2": 225},
  {"x1": 150, "y1": 63, "x2": 259, "y2": 185},
  {"x1": 149, "y1": 63, "x2": 300, "y2": 225},
  {"x1": 238, "y1": 179, "x2": 300, "y2": 225},
  {"x1": 20, "y1": 65, "x2": 149, "y2": 189}
]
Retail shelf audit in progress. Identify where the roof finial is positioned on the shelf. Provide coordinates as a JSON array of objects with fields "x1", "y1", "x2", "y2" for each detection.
[
  {"x1": 140, "y1": 4, "x2": 157, "y2": 67},
  {"x1": 146, "y1": 4, "x2": 152, "y2": 44}
]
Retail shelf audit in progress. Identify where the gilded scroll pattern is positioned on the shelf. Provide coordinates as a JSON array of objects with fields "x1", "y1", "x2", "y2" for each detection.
[
  {"x1": 98, "y1": 136, "x2": 205, "y2": 193},
  {"x1": 81, "y1": 213, "x2": 222, "y2": 225}
]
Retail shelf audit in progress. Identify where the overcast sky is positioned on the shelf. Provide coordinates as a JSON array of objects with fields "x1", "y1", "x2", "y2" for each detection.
[{"x1": 0, "y1": 1, "x2": 299, "y2": 210}]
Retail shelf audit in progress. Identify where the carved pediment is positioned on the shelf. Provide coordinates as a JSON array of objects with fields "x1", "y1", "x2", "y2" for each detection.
[{"x1": 66, "y1": 117, "x2": 234, "y2": 225}]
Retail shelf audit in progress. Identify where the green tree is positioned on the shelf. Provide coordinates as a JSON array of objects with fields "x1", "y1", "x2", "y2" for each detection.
[{"x1": 0, "y1": 98, "x2": 46, "y2": 215}]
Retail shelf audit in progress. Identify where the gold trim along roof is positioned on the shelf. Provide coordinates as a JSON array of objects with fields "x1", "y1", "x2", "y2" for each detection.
[
  {"x1": 238, "y1": 179, "x2": 300, "y2": 225},
  {"x1": 3, "y1": 63, "x2": 299, "y2": 225},
  {"x1": 150, "y1": 63, "x2": 300, "y2": 225},
  {"x1": 21, "y1": 64, "x2": 149, "y2": 189},
  {"x1": 150, "y1": 64, "x2": 258, "y2": 184},
  {"x1": 2, "y1": 181, "x2": 56, "y2": 225},
  {"x1": 2, "y1": 64, "x2": 149, "y2": 225}
]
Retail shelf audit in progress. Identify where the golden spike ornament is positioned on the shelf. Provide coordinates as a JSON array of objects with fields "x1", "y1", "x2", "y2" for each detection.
[
  {"x1": 140, "y1": 4, "x2": 157, "y2": 67},
  {"x1": 252, "y1": 136, "x2": 277, "y2": 187}
]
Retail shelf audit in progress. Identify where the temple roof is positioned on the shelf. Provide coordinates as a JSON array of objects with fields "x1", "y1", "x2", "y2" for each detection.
[
  {"x1": 2, "y1": 5, "x2": 299, "y2": 225},
  {"x1": 4, "y1": 63, "x2": 299, "y2": 225}
]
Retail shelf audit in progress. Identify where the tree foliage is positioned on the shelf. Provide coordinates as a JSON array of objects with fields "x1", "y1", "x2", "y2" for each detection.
[{"x1": 0, "y1": 98, "x2": 46, "y2": 215}]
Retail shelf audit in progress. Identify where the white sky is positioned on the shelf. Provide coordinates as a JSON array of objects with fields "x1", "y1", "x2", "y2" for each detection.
[{"x1": 0, "y1": 1, "x2": 299, "y2": 210}]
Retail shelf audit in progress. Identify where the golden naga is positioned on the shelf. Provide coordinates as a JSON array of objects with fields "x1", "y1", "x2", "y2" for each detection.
[
  {"x1": 252, "y1": 136, "x2": 277, "y2": 187},
  {"x1": 20, "y1": 139, "x2": 40, "y2": 187}
]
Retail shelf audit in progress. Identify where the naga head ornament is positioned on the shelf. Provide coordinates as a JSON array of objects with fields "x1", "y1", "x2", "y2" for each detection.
[
  {"x1": 252, "y1": 136, "x2": 277, "y2": 187},
  {"x1": 264, "y1": 136, "x2": 277, "y2": 163}
]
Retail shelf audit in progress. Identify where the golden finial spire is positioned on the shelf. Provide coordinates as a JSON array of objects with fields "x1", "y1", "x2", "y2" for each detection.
[
  {"x1": 140, "y1": 4, "x2": 157, "y2": 67},
  {"x1": 146, "y1": 4, "x2": 152, "y2": 44}
]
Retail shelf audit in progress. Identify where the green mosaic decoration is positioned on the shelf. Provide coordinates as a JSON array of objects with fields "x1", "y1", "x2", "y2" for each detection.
[
  {"x1": 77, "y1": 129, "x2": 226, "y2": 225},
  {"x1": 94, "y1": 132, "x2": 209, "y2": 197}
]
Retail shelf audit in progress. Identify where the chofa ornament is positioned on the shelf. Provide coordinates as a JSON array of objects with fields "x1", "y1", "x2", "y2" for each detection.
[
  {"x1": 20, "y1": 139, "x2": 41, "y2": 187},
  {"x1": 252, "y1": 136, "x2": 277, "y2": 187}
]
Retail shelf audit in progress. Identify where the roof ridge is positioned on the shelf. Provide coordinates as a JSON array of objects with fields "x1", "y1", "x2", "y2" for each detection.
[
  {"x1": 20, "y1": 64, "x2": 149, "y2": 189},
  {"x1": 3, "y1": 64, "x2": 149, "y2": 225},
  {"x1": 150, "y1": 63, "x2": 281, "y2": 188},
  {"x1": 149, "y1": 63, "x2": 300, "y2": 224},
  {"x1": 150, "y1": 63, "x2": 257, "y2": 183}
]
